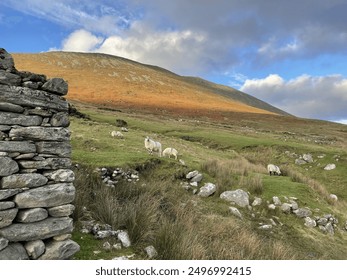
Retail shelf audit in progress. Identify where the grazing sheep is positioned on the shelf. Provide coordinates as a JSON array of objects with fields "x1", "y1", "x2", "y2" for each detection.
[
  {"x1": 267, "y1": 164, "x2": 281, "y2": 176},
  {"x1": 111, "y1": 131, "x2": 124, "y2": 138},
  {"x1": 144, "y1": 136, "x2": 162, "y2": 157},
  {"x1": 162, "y1": 147, "x2": 179, "y2": 160},
  {"x1": 329, "y1": 194, "x2": 338, "y2": 202}
]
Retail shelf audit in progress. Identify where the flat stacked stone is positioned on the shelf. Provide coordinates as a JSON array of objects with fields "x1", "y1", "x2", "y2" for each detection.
[{"x1": 0, "y1": 48, "x2": 79, "y2": 260}]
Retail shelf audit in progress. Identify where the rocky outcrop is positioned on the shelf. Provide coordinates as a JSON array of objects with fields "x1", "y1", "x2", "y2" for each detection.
[{"x1": 0, "y1": 48, "x2": 79, "y2": 260}]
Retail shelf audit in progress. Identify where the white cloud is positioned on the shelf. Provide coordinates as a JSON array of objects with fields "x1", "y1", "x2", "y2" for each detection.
[
  {"x1": 57, "y1": 24, "x2": 208, "y2": 73},
  {"x1": 240, "y1": 74, "x2": 347, "y2": 120},
  {"x1": 61, "y1": 29, "x2": 104, "y2": 52}
]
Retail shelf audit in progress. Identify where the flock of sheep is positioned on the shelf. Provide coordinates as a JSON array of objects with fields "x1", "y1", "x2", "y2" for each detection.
[
  {"x1": 112, "y1": 127, "x2": 282, "y2": 176},
  {"x1": 111, "y1": 129, "x2": 179, "y2": 160}
]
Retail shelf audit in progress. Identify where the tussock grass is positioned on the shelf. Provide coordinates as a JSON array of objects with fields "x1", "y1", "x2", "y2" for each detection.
[
  {"x1": 239, "y1": 174, "x2": 264, "y2": 195},
  {"x1": 73, "y1": 164, "x2": 298, "y2": 260},
  {"x1": 282, "y1": 166, "x2": 331, "y2": 202},
  {"x1": 201, "y1": 158, "x2": 265, "y2": 196}
]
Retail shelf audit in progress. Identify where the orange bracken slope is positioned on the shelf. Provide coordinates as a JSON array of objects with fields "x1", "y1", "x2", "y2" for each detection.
[{"x1": 13, "y1": 52, "x2": 277, "y2": 118}]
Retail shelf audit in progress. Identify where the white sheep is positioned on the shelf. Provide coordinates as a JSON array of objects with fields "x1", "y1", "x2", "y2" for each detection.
[
  {"x1": 144, "y1": 136, "x2": 162, "y2": 157},
  {"x1": 162, "y1": 147, "x2": 179, "y2": 160},
  {"x1": 329, "y1": 194, "x2": 338, "y2": 202},
  {"x1": 267, "y1": 164, "x2": 281, "y2": 176},
  {"x1": 111, "y1": 131, "x2": 124, "y2": 138}
]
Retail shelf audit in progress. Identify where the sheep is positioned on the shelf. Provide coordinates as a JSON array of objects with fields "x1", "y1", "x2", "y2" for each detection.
[
  {"x1": 144, "y1": 136, "x2": 162, "y2": 157},
  {"x1": 162, "y1": 147, "x2": 179, "y2": 160},
  {"x1": 329, "y1": 194, "x2": 338, "y2": 202},
  {"x1": 111, "y1": 131, "x2": 124, "y2": 138},
  {"x1": 267, "y1": 164, "x2": 281, "y2": 176}
]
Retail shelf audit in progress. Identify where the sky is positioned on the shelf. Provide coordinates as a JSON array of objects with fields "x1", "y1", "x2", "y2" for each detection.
[{"x1": 1, "y1": 0, "x2": 347, "y2": 124}]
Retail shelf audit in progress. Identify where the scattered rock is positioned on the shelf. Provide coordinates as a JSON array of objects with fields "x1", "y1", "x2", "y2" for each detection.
[
  {"x1": 293, "y1": 208, "x2": 312, "y2": 218},
  {"x1": 117, "y1": 230, "x2": 131, "y2": 248},
  {"x1": 220, "y1": 189, "x2": 249, "y2": 207},
  {"x1": 144, "y1": 245, "x2": 158, "y2": 259},
  {"x1": 324, "y1": 164, "x2": 336, "y2": 171},
  {"x1": 198, "y1": 183, "x2": 216, "y2": 197},
  {"x1": 304, "y1": 217, "x2": 316, "y2": 228},
  {"x1": 252, "y1": 197, "x2": 262, "y2": 207},
  {"x1": 229, "y1": 206, "x2": 242, "y2": 219}
]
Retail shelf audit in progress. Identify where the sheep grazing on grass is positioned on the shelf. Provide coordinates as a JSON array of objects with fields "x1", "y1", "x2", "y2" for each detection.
[
  {"x1": 162, "y1": 147, "x2": 179, "y2": 160},
  {"x1": 111, "y1": 131, "x2": 124, "y2": 138},
  {"x1": 144, "y1": 136, "x2": 162, "y2": 157},
  {"x1": 267, "y1": 164, "x2": 281, "y2": 176}
]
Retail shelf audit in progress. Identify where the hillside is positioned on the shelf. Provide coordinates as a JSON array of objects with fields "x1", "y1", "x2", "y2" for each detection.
[
  {"x1": 12, "y1": 51, "x2": 286, "y2": 118},
  {"x1": 68, "y1": 105, "x2": 347, "y2": 260}
]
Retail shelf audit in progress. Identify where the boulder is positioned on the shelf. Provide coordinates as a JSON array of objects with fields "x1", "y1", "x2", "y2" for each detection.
[
  {"x1": 252, "y1": 197, "x2": 262, "y2": 207},
  {"x1": 293, "y1": 208, "x2": 312, "y2": 218},
  {"x1": 304, "y1": 217, "x2": 316, "y2": 228},
  {"x1": 303, "y1": 154, "x2": 314, "y2": 163},
  {"x1": 220, "y1": 189, "x2": 249, "y2": 207},
  {"x1": 295, "y1": 158, "x2": 307, "y2": 165},
  {"x1": 324, "y1": 164, "x2": 336, "y2": 171},
  {"x1": 198, "y1": 183, "x2": 216, "y2": 197},
  {"x1": 186, "y1": 170, "x2": 199, "y2": 179},
  {"x1": 272, "y1": 196, "x2": 282, "y2": 206},
  {"x1": 190, "y1": 173, "x2": 203, "y2": 183},
  {"x1": 280, "y1": 203, "x2": 292, "y2": 214},
  {"x1": 325, "y1": 222, "x2": 335, "y2": 235}
]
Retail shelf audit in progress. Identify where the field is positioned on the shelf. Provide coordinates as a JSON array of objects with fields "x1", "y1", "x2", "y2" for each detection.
[{"x1": 69, "y1": 102, "x2": 347, "y2": 260}]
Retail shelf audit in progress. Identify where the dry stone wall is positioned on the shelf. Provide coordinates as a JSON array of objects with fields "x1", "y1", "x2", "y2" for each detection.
[{"x1": 0, "y1": 48, "x2": 80, "y2": 260}]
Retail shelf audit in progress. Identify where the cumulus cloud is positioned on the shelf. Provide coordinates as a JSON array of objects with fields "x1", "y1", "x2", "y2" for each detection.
[
  {"x1": 61, "y1": 29, "x2": 104, "y2": 52},
  {"x1": 240, "y1": 74, "x2": 347, "y2": 121}
]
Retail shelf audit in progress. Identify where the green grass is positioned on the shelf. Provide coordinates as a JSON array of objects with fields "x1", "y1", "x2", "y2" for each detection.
[{"x1": 70, "y1": 105, "x2": 347, "y2": 260}]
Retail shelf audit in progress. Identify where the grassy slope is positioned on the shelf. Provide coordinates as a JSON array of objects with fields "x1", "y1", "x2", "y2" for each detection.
[{"x1": 70, "y1": 104, "x2": 347, "y2": 260}]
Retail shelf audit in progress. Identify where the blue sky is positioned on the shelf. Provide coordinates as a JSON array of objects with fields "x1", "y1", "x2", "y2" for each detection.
[{"x1": 1, "y1": 0, "x2": 347, "y2": 123}]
